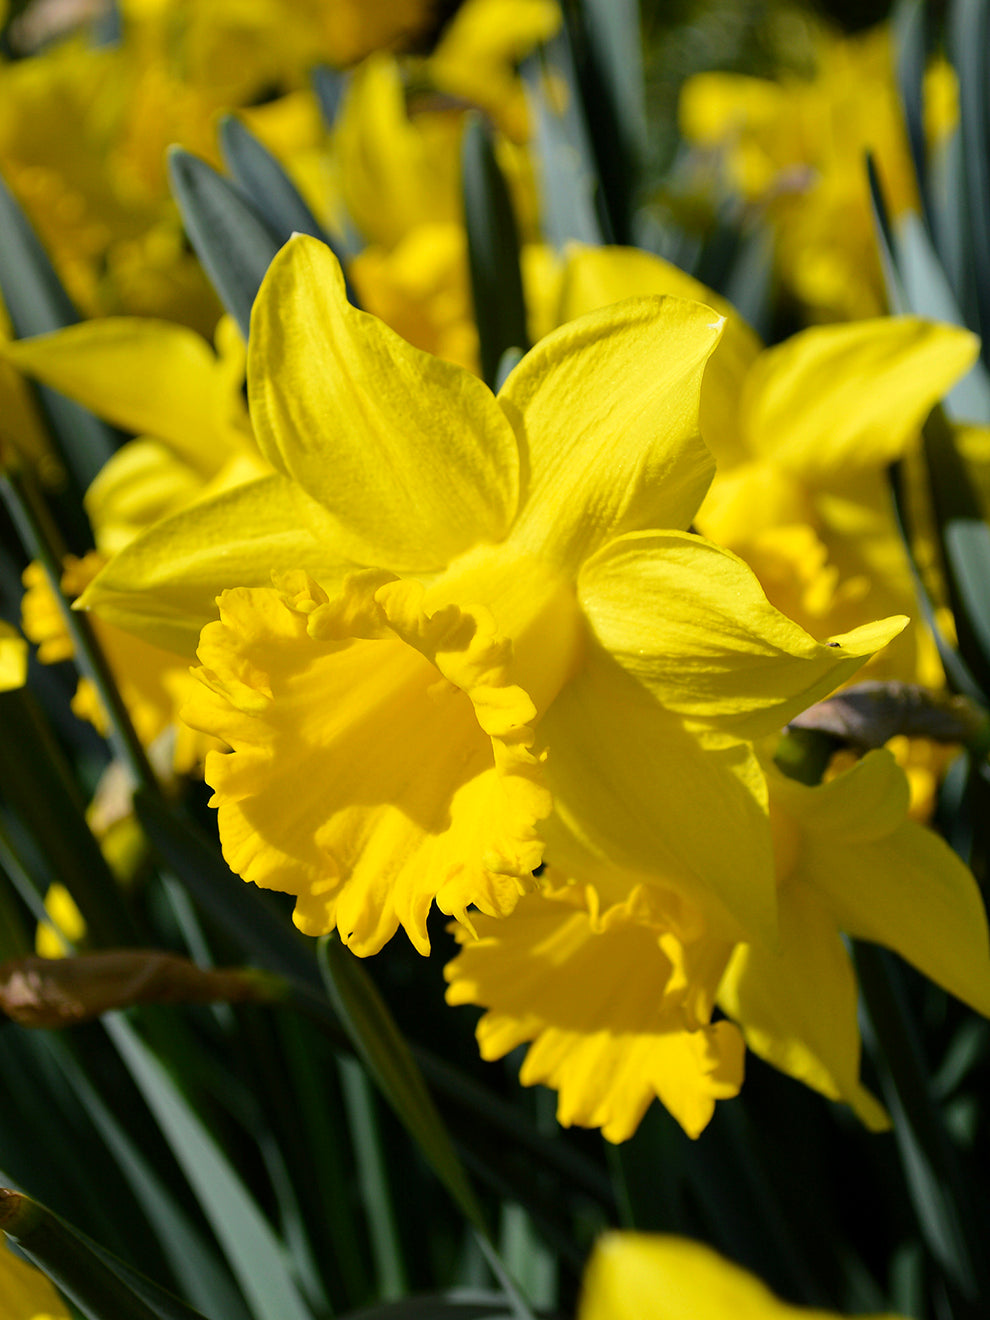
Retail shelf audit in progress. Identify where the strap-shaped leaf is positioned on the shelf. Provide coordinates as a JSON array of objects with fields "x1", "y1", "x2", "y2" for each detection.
[
  {"x1": 521, "y1": 31, "x2": 605, "y2": 247},
  {"x1": 319, "y1": 935, "x2": 487, "y2": 1236},
  {"x1": 573, "y1": 0, "x2": 644, "y2": 244},
  {"x1": 0, "y1": 171, "x2": 117, "y2": 496},
  {"x1": 0, "y1": 1189, "x2": 209, "y2": 1320},
  {"x1": 894, "y1": 213, "x2": 990, "y2": 422},
  {"x1": 894, "y1": 0, "x2": 930, "y2": 216},
  {"x1": 462, "y1": 115, "x2": 529, "y2": 388},
  {"x1": 103, "y1": 1014, "x2": 315, "y2": 1320},
  {"x1": 312, "y1": 66, "x2": 348, "y2": 128},
  {"x1": 219, "y1": 116, "x2": 329, "y2": 245},
  {"x1": 168, "y1": 148, "x2": 282, "y2": 339},
  {"x1": 950, "y1": 0, "x2": 990, "y2": 347},
  {"x1": 922, "y1": 407, "x2": 990, "y2": 701}
]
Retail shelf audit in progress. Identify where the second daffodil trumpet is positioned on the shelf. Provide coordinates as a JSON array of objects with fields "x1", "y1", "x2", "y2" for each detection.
[{"x1": 81, "y1": 235, "x2": 906, "y2": 955}]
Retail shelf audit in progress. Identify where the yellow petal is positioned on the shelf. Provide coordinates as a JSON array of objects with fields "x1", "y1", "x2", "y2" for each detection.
[
  {"x1": 77, "y1": 474, "x2": 346, "y2": 656},
  {"x1": 719, "y1": 878, "x2": 889, "y2": 1131},
  {"x1": 781, "y1": 751, "x2": 990, "y2": 1017},
  {"x1": 2, "y1": 319, "x2": 245, "y2": 470},
  {"x1": 578, "y1": 530, "x2": 907, "y2": 738},
  {"x1": 741, "y1": 318, "x2": 979, "y2": 481},
  {"x1": 498, "y1": 296, "x2": 722, "y2": 574},
  {"x1": 445, "y1": 885, "x2": 741, "y2": 1141},
  {"x1": 0, "y1": 621, "x2": 27, "y2": 691},
  {"x1": 559, "y1": 244, "x2": 762, "y2": 468},
  {"x1": 184, "y1": 572, "x2": 549, "y2": 956},
  {"x1": 0, "y1": 1235, "x2": 71, "y2": 1320},
  {"x1": 578, "y1": 1231, "x2": 905, "y2": 1320},
  {"x1": 84, "y1": 439, "x2": 205, "y2": 555},
  {"x1": 539, "y1": 646, "x2": 778, "y2": 948},
  {"x1": 248, "y1": 235, "x2": 519, "y2": 571}
]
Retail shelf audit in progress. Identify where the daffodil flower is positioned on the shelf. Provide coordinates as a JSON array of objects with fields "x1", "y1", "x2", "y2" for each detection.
[
  {"x1": 720, "y1": 748, "x2": 990, "y2": 1123},
  {"x1": 0, "y1": 1235, "x2": 70, "y2": 1320},
  {"x1": 81, "y1": 235, "x2": 902, "y2": 955},
  {"x1": 446, "y1": 747, "x2": 990, "y2": 1141},
  {"x1": 0, "y1": 621, "x2": 27, "y2": 692},
  {"x1": 578, "y1": 1231, "x2": 906, "y2": 1320}
]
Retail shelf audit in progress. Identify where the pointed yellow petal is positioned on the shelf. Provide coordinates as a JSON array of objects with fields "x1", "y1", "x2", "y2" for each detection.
[
  {"x1": 540, "y1": 648, "x2": 778, "y2": 947},
  {"x1": 2, "y1": 319, "x2": 245, "y2": 469},
  {"x1": 719, "y1": 879, "x2": 889, "y2": 1131},
  {"x1": 578, "y1": 530, "x2": 907, "y2": 738},
  {"x1": 77, "y1": 475, "x2": 347, "y2": 656},
  {"x1": 248, "y1": 234, "x2": 519, "y2": 571},
  {"x1": 560, "y1": 244, "x2": 762, "y2": 468},
  {"x1": 741, "y1": 318, "x2": 979, "y2": 480},
  {"x1": 498, "y1": 296, "x2": 722, "y2": 574},
  {"x1": 579, "y1": 1232, "x2": 904, "y2": 1320},
  {"x1": 0, "y1": 621, "x2": 27, "y2": 691},
  {"x1": 784, "y1": 751, "x2": 990, "y2": 1017}
]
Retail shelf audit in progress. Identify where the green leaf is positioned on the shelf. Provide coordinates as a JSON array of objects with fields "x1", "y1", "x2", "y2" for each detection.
[
  {"x1": 318, "y1": 935, "x2": 487, "y2": 1236},
  {"x1": 0, "y1": 170, "x2": 117, "y2": 501},
  {"x1": 462, "y1": 115, "x2": 529, "y2": 389},
  {"x1": 950, "y1": 0, "x2": 990, "y2": 347},
  {"x1": 0, "y1": 688, "x2": 137, "y2": 947},
  {"x1": 167, "y1": 148, "x2": 282, "y2": 340},
  {"x1": 336, "y1": 1296, "x2": 517, "y2": 1320},
  {"x1": 574, "y1": 0, "x2": 645, "y2": 243},
  {"x1": 103, "y1": 1013, "x2": 315, "y2": 1320},
  {"x1": 894, "y1": 212, "x2": 990, "y2": 422},
  {"x1": 219, "y1": 117, "x2": 328, "y2": 247},
  {"x1": 521, "y1": 32, "x2": 605, "y2": 247},
  {"x1": 0, "y1": 1190, "x2": 209, "y2": 1320},
  {"x1": 922, "y1": 408, "x2": 990, "y2": 699},
  {"x1": 894, "y1": 0, "x2": 929, "y2": 213},
  {"x1": 855, "y1": 944, "x2": 990, "y2": 1304},
  {"x1": 312, "y1": 66, "x2": 348, "y2": 129},
  {"x1": 38, "y1": 1032, "x2": 252, "y2": 1320},
  {"x1": 338, "y1": 1056, "x2": 408, "y2": 1300}
]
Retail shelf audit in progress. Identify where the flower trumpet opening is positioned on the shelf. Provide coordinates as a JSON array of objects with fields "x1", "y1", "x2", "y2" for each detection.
[{"x1": 182, "y1": 564, "x2": 579, "y2": 955}]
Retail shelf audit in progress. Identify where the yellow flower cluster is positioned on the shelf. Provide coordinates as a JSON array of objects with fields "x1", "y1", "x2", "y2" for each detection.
[{"x1": 3, "y1": 0, "x2": 989, "y2": 1165}]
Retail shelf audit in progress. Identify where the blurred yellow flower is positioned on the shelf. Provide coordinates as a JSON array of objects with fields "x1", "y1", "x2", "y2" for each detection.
[
  {"x1": 0, "y1": 621, "x2": 28, "y2": 692},
  {"x1": 680, "y1": 24, "x2": 955, "y2": 321},
  {"x1": 578, "y1": 1231, "x2": 905, "y2": 1320},
  {"x1": 0, "y1": 1237, "x2": 70, "y2": 1320}
]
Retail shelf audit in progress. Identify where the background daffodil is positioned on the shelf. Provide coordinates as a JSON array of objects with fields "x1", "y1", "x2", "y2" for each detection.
[
  {"x1": 578, "y1": 1231, "x2": 906, "y2": 1320},
  {"x1": 83, "y1": 234, "x2": 903, "y2": 956}
]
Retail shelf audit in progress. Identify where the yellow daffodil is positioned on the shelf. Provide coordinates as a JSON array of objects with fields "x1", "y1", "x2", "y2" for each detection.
[
  {"x1": 81, "y1": 234, "x2": 902, "y2": 958},
  {"x1": 445, "y1": 878, "x2": 743, "y2": 1140},
  {"x1": 558, "y1": 245, "x2": 977, "y2": 687},
  {"x1": 0, "y1": 621, "x2": 28, "y2": 692},
  {"x1": 578, "y1": 1231, "x2": 905, "y2": 1320},
  {"x1": 446, "y1": 743, "x2": 990, "y2": 1140},
  {"x1": 679, "y1": 23, "x2": 956, "y2": 321},
  {"x1": 720, "y1": 749, "x2": 990, "y2": 1124},
  {"x1": 426, "y1": 0, "x2": 561, "y2": 142},
  {"x1": 0, "y1": 1237, "x2": 70, "y2": 1320}
]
